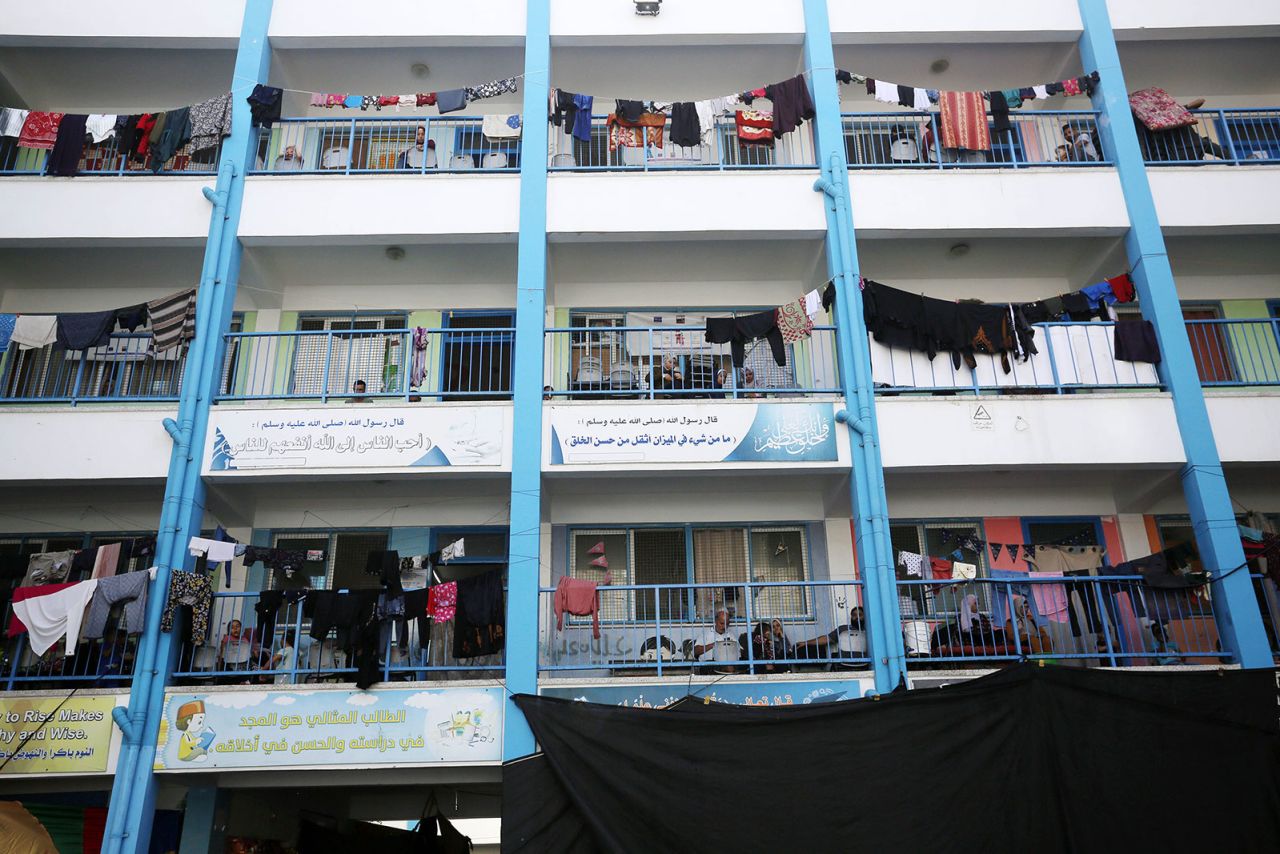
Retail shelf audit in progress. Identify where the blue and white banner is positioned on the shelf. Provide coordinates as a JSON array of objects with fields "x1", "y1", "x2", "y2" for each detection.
[
  {"x1": 540, "y1": 678, "x2": 870, "y2": 708},
  {"x1": 548, "y1": 402, "x2": 839, "y2": 466},
  {"x1": 206, "y1": 406, "x2": 509, "y2": 473},
  {"x1": 156, "y1": 686, "x2": 503, "y2": 771}
]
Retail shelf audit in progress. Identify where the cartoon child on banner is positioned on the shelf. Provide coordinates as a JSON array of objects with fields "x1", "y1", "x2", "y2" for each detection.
[{"x1": 175, "y1": 700, "x2": 216, "y2": 762}]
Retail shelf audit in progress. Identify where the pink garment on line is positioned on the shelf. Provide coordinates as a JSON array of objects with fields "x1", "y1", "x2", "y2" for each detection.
[
  {"x1": 427, "y1": 582, "x2": 457, "y2": 622},
  {"x1": 555, "y1": 577, "x2": 600, "y2": 639},
  {"x1": 1029, "y1": 571, "x2": 1070, "y2": 623},
  {"x1": 92, "y1": 542, "x2": 121, "y2": 580}
]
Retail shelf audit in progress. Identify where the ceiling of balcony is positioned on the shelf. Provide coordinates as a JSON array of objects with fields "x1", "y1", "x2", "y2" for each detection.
[
  {"x1": 833, "y1": 42, "x2": 1081, "y2": 95},
  {"x1": 1118, "y1": 37, "x2": 1280, "y2": 102},
  {"x1": 551, "y1": 45, "x2": 804, "y2": 101}
]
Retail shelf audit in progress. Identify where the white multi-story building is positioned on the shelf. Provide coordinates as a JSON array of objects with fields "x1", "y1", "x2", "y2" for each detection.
[{"x1": 1, "y1": 1, "x2": 1277, "y2": 850}]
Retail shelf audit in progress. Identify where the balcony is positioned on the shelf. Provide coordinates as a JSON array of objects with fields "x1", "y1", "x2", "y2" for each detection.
[
  {"x1": 539, "y1": 579, "x2": 868, "y2": 678},
  {"x1": 0, "y1": 136, "x2": 222, "y2": 177},
  {"x1": 547, "y1": 116, "x2": 815, "y2": 171},
  {"x1": 1, "y1": 333, "x2": 184, "y2": 404},
  {"x1": 543, "y1": 324, "x2": 839, "y2": 400},
  {"x1": 1140, "y1": 109, "x2": 1279, "y2": 166},
  {"x1": 842, "y1": 110, "x2": 1109, "y2": 169},
  {"x1": 249, "y1": 116, "x2": 520, "y2": 175},
  {"x1": 170, "y1": 590, "x2": 502, "y2": 685},
  {"x1": 2, "y1": 611, "x2": 138, "y2": 691},
  {"x1": 218, "y1": 327, "x2": 513, "y2": 403},
  {"x1": 869, "y1": 318, "x2": 1280, "y2": 395},
  {"x1": 896, "y1": 574, "x2": 1224, "y2": 667}
]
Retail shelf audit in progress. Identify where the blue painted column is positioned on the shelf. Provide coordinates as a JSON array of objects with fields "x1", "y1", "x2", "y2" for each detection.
[
  {"x1": 102, "y1": 3, "x2": 274, "y2": 852},
  {"x1": 178, "y1": 786, "x2": 229, "y2": 854},
  {"x1": 1076, "y1": 0, "x2": 1269, "y2": 666},
  {"x1": 802, "y1": 0, "x2": 905, "y2": 692},
  {"x1": 502, "y1": 0, "x2": 551, "y2": 759}
]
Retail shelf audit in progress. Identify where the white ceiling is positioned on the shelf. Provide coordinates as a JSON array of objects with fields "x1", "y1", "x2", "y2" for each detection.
[
  {"x1": 1118, "y1": 38, "x2": 1280, "y2": 100},
  {"x1": 833, "y1": 42, "x2": 1081, "y2": 94},
  {"x1": 550, "y1": 45, "x2": 804, "y2": 101}
]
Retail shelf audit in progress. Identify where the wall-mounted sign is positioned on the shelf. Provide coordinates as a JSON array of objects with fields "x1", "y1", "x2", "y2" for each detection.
[
  {"x1": 155, "y1": 687, "x2": 503, "y2": 771},
  {"x1": 540, "y1": 678, "x2": 870, "y2": 709},
  {"x1": 0, "y1": 696, "x2": 120, "y2": 775},
  {"x1": 548, "y1": 402, "x2": 840, "y2": 466},
  {"x1": 206, "y1": 406, "x2": 509, "y2": 473}
]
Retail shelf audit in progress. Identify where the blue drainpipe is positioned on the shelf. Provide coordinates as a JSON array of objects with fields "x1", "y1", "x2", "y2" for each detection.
[
  {"x1": 102, "y1": 3, "x2": 274, "y2": 851},
  {"x1": 1075, "y1": 0, "x2": 1269, "y2": 666},
  {"x1": 803, "y1": 0, "x2": 905, "y2": 692}
]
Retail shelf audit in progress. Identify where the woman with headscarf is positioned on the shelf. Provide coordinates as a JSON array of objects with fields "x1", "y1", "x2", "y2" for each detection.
[
  {"x1": 750, "y1": 619, "x2": 793, "y2": 673},
  {"x1": 1004, "y1": 595, "x2": 1052, "y2": 655}
]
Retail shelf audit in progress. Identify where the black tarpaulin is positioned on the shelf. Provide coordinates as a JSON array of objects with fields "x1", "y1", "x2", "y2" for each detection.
[{"x1": 502, "y1": 665, "x2": 1280, "y2": 853}]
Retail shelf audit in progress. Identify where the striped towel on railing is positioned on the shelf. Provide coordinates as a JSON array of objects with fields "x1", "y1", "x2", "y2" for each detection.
[{"x1": 147, "y1": 288, "x2": 197, "y2": 353}]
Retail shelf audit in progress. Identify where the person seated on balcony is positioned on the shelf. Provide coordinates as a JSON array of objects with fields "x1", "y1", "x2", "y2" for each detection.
[
  {"x1": 694, "y1": 609, "x2": 741, "y2": 674},
  {"x1": 1062, "y1": 124, "x2": 1099, "y2": 162},
  {"x1": 1147, "y1": 621, "x2": 1181, "y2": 666},
  {"x1": 348, "y1": 379, "x2": 369, "y2": 402},
  {"x1": 395, "y1": 127, "x2": 437, "y2": 170},
  {"x1": 1004, "y1": 596, "x2": 1052, "y2": 656},
  {"x1": 267, "y1": 631, "x2": 297, "y2": 685},
  {"x1": 218, "y1": 619, "x2": 257, "y2": 680},
  {"x1": 273, "y1": 145, "x2": 305, "y2": 171},
  {"x1": 749, "y1": 619, "x2": 795, "y2": 673},
  {"x1": 794, "y1": 606, "x2": 866, "y2": 664}
]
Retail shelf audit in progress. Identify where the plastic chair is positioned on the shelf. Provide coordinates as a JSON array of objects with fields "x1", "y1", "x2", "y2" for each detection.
[
  {"x1": 449, "y1": 154, "x2": 475, "y2": 170},
  {"x1": 551, "y1": 152, "x2": 577, "y2": 168},
  {"x1": 482, "y1": 151, "x2": 509, "y2": 169}
]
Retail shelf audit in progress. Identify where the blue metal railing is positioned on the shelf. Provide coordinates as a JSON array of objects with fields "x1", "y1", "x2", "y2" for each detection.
[
  {"x1": 871, "y1": 318, "x2": 1280, "y2": 395},
  {"x1": 841, "y1": 109, "x2": 1109, "y2": 169},
  {"x1": 539, "y1": 579, "x2": 869, "y2": 676},
  {"x1": 0, "y1": 135, "x2": 222, "y2": 176},
  {"x1": 547, "y1": 115, "x2": 817, "y2": 171},
  {"x1": 217, "y1": 327, "x2": 513, "y2": 403},
  {"x1": 248, "y1": 115, "x2": 521, "y2": 175},
  {"x1": 896, "y1": 575, "x2": 1224, "y2": 667},
  {"x1": 0, "y1": 332, "x2": 185, "y2": 404},
  {"x1": 2, "y1": 602, "x2": 141, "y2": 691},
  {"x1": 543, "y1": 325, "x2": 841, "y2": 399},
  {"x1": 170, "y1": 591, "x2": 503, "y2": 684},
  {"x1": 1141, "y1": 108, "x2": 1280, "y2": 166}
]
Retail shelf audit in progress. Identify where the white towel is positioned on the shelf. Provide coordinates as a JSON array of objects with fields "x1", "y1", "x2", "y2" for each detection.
[
  {"x1": 440, "y1": 538, "x2": 465, "y2": 562},
  {"x1": 873, "y1": 80, "x2": 900, "y2": 104},
  {"x1": 803, "y1": 289, "x2": 822, "y2": 317},
  {"x1": 85, "y1": 114, "x2": 118, "y2": 143},
  {"x1": 482, "y1": 114, "x2": 523, "y2": 139},
  {"x1": 912, "y1": 88, "x2": 931, "y2": 110},
  {"x1": 11, "y1": 315, "x2": 57, "y2": 350},
  {"x1": 14, "y1": 580, "x2": 99, "y2": 656},
  {"x1": 1033, "y1": 85, "x2": 1050, "y2": 100},
  {"x1": 189, "y1": 537, "x2": 238, "y2": 563}
]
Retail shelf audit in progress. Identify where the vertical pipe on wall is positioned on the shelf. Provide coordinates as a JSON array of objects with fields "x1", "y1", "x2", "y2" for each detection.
[
  {"x1": 502, "y1": 0, "x2": 552, "y2": 759},
  {"x1": 1075, "y1": 0, "x2": 1269, "y2": 666},
  {"x1": 802, "y1": 0, "x2": 906, "y2": 692},
  {"x1": 102, "y1": 3, "x2": 274, "y2": 852}
]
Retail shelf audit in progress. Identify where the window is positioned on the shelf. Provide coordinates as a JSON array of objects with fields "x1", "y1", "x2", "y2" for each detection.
[
  {"x1": 441, "y1": 313, "x2": 514, "y2": 399},
  {"x1": 568, "y1": 525, "x2": 811, "y2": 623},
  {"x1": 289, "y1": 314, "x2": 406, "y2": 397},
  {"x1": 889, "y1": 521, "x2": 987, "y2": 616},
  {"x1": 271, "y1": 531, "x2": 387, "y2": 590}
]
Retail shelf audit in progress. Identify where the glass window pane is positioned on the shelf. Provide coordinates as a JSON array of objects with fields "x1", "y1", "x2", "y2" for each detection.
[
  {"x1": 435, "y1": 531, "x2": 506, "y2": 559},
  {"x1": 273, "y1": 534, "x2": 330, "y2": 591},
  {"x1": 330, "y1": 532, "x2": 389, "y2": 590},
  {"x1": 692, "y1": 528, "x2": 748, "y2": 623},
  {"x1": 750, "y1": 528, "x2": 806, "y2": 619},
  {"x1": 633, "y1": 529, "x2": 686, "y2": 621}
]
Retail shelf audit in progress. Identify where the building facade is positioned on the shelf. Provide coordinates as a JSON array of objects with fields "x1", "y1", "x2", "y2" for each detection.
[{"x1": 1, "y1": 1, "x2": 1278, "y2": 850}]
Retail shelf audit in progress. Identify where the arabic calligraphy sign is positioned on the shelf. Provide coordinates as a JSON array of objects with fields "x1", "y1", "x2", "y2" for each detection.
[
  {"x1": 155, "y1": 687, "x2": 503, "y2": 771},
  {"x1": 548, "y1": 402, "x2": 839, "y2": 466},
  {"x1": 206, "y1": 406, "x2": 509, "y2": 473},
  {"x1": 540, "y1": 678, "x2": 871, "y2": 708},
  {"x1": 0, "y1": 696, "x2": 118, "y2": 775}
]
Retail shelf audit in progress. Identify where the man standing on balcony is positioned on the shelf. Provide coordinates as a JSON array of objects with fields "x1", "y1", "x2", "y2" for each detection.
[
  {"x1": 694, "y1": 609, "x2": 741, "y2": 673},
  {"x1": 396, "y1": 126, "x2": 436, "y2": 170}
]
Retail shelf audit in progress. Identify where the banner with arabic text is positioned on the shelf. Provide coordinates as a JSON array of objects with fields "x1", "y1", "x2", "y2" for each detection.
[
  {"x1": 540, "y1": 678, "x2": 870, "y2": 708},
  {"x1": 0, "y1": 695, "x2": 121, "y2": 775},
  {"x1": 548, "y1": 402, "x2": 839, "y2": 466},
  {"x1": 206, "y1": 405, "x2": 509, "y2": 473},
  {"x1": 155, "y1": 687, "x2": 503, "y2": 771}
]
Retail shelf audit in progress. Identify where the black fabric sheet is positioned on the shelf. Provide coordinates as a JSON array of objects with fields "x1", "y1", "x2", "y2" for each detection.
[{"x1": 502, "y1": 664, "x2": 1280, "y2": 853}]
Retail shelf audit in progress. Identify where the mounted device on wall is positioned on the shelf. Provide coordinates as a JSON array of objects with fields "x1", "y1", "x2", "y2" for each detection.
[{"x1": 635, "y1": 0, "x2": 662, "y2": 16}]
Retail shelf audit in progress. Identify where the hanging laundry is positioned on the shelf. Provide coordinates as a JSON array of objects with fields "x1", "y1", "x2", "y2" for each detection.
[
  {"x1": 149, "y1": 106, "x2": 191, "y2": 172},
  {"x1": 54, "y1": 310, "x2": 115, "y2": 350},
  {"x1": 376, "y1": 95, "x2": 400, "y2": 109},
  {"x1": 435, "y1": 88, "x2": 470, "y2": 114},
  {"x1": 896, "y1": 85, "x2": 915, "y2": 109},
  {"x1": 803, "y1": 289, "x2": 822, "y2": 318},
  {"x1": 1114, "y1": 319, "x2": 1161, "y2": 365},
  {"x1": 872, "y1": 80, "x2": 899, "y2": 105},
  {"x1": 468, "y1": 77, "x2": 519, "y2": 101},
  {"x1": 147, "y1": 288, "x2": 197, "y2": 353},
  {"x1": 765, "y1": 75, "x2": 815, "y2": 139},
  {"x1": 91, "y1": 542, "x2": 121, "y2": 580},
  {"x1": 1107, "y1": 273, "x2": 1136, "y2": 303},
  {"x1": 1060, "y1": 292, "x2": 1093, "y2": 321},
  {"x1": 247, "y1": 85, "x2": 283, "y2": 128},
  {"x1": 555, "y1": 577, "x2": 601, "y2": 639},
  {"x1": 587, "y1": 541, "x2": 605, "y2": 556},
  {"x1": 1080, "y1": 281, "x2": 1118, "y2": 309},
  {"x1": 589, "y1": 555, "x2": 609, "y2": 569},
  {"x1": 927, "y1": 558, "x2": 953, "y2": 593},
  {"x1": 822, "y1": 282, "x2": 837, "y2": 312},
  {"x1": 1025, "y1": 545, "x2": 1104, "y2": 575},
  {"x1": 775, "y1": 299, "x2": 814, "y2": 344},
  {"x1": 453, "y1": 569, "x2": 505, "y2": 659},
  {"x1": 17, "y1": 111, "x2": 63, "y2": 150},
  {"x1": 693, "y1": 95, "x2": 740, "y2": 144},
  {"x1": 614, "y1": 99, "x2": 646, "y2": 123},
  {"x1": 1033, "y1": 85, "x2": 1050, "y2": 100},
  {"x1": 668, "y1": 102, "x2": 700, "y2": 147},
  {"x1": 410, "y1": 327, "x2": 430, "y2": 388},
  {"x1": 159, "y1": 571, "x2": 213, "y2": 643},
  {"x1": 131, "y1": 113, "x2": 159, "y2": 161},
  {"x1": 427, "y1": 581, "x2": 457, "y2": 622},
  {"x1": 84, "y1": 114, "x2": 117, "y2": 144},
  {"x1": 82, "y1": 571, "x2": 149, "y2": 639},
  {"x1": 1001, "y1": 88, "x2": 1024, "y2": 109},
  {"x1": 951, "y1": 561, "x2": 978, "y2": 580},
  {"x1": 1028, "y1": 571, "x2": 1071, "y2": 623},
  {"x1": 988, "y1": 92, "x2": 1013, "y2": 135},
  {"x1": 705, "y1": 310, "x2": 786, "y2": 368},
  {"x1": 835, "y1": 69, "x2": 854, "y2": 85},
  {"x1": 1018, "y1": 87, "x2": 1036, "y2": 102},
  {"x1": 938, "y1": 92, "x2": 991, "y2": 152},
  {"x1": 1078, "y1": 72, "x2": 1101, "y2": 97},
  {"x1": 911, "y1": 88, "x2": 930, "y2": 110},
  {"x1": 0, "y1": 314, "x2": 15, "y2": 352},
  {"x1": 0, "y1": 108, "x2": 29, "y2": 137},
  {"x1": 21, "y1": 550, "x2": 76, "y2": 587},
  {"x1": 734, "y1": 109, "x2": 773, "y2": 146},
  {"x1": 7, "y1": 583, "x2": 74, "y2": 636},
  {"x1": 188, "y1": 537, "x2": 238, "y2": 564},
  {"x1": 897, "y1": 551, "x2": 924, "y2": 577},
  {"x1": 482, "y1": 114, "x2": 522, "y2": 140},
  {"x1": 188, "y1": 92, "x2": 233, "y2": 154},
  {"x1": 606, "y1": 112, "x2": 665, "y2": 152},
  {"x1": 11, "y1": 580, "x2": 98, "y2": 656},
  {"x1": 440, "y1": 538, "x2": 465, "y2": 562},
  {"x1": 1062, "y1": 78, "x2": 1082, "y2": 97}
]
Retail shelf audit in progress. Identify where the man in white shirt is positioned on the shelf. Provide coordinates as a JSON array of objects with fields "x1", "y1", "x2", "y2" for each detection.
[
  {"x1": 273, "y1": 145, "x2": 304, "y2": 171},
  {"x1": 693, "y1": 609, "x2": 740, "y2": 673}
]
